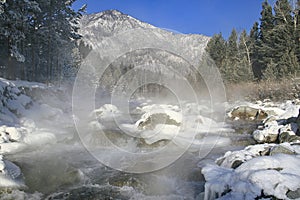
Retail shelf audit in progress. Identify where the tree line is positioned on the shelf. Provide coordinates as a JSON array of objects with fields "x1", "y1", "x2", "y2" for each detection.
[
  {"x1": 0, "y1": 0, "x2": 85, "y2": 83},
  {"x1": 206, "y1": 0, "x2": 300, "y2": 83}
]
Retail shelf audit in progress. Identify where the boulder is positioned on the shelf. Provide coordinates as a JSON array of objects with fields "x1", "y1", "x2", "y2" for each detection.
[
  {"x1": 136, "y1": 109, "x2": 182, "y2": 130},
  {"x1": 90, "y1": 104, "x2": 121, "y2": 121},
  {"x1": 215, "y1": 144, "x2": 273, "y2": 169},
  {"x1": 279, "y1": 132, "x2": 300, "y2": 143},
  {"x1": 253, "y1": 121, "x2": 279, "y2": 143},
  {"x1": 202, "y1": 144, "x2": 300, "y2": 200},
  {"x1": 229, "y1": 106, "x2": 268, "y2": 121},
  {"x1": 269, "y1": 144, "x2": 296, "y2": 156},
  {"x1": 287, "y1": 188, "x2": 300, "y2": 199}
]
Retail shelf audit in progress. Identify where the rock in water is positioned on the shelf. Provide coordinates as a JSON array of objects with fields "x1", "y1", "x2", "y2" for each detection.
[
  {"x1": 228, "y1": 106, "x2": 268, "y2": 121},
  {"x1": 89, "y1": 104, "x2": 121, "y2": 122},
  {"x1": 136, "y1": 109, "x2": 182, "y2": 130},
  {"x1": 253, "y1": 121, "x2": 280, "y2": 143}
]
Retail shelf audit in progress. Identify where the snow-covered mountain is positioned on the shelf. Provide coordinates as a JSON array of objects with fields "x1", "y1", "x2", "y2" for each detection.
[
  {"x1": 79, "y1": 9, "x2": 209, "y2": 64},
  {"x1": 79, "y1": 10, "x2": 155, "y2": 38},
  {"x1": 78, "y1": 10, "x2": 211, "y2": 94}
]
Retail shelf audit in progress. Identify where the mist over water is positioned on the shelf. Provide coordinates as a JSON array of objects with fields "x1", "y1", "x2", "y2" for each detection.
[{"x1": 0, "y1": 25, "x2": 234, "y2": 199}]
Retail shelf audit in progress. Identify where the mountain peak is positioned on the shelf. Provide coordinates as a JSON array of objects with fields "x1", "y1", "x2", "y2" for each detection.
[
  {"x1": 79, "y1": 9, "x2": 210, "y2": 56},
  {"x1": 80, "y1": 9, "x2": 155, "y2": 39},
  {"x1": 101, "y1": 9, "x2": 124, "y2": 16}
]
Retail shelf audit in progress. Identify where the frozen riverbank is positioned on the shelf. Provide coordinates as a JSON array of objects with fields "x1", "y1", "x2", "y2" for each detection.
[
  {"x1": 202, "y1": 100, "x2": 300, "y2": 200},
  {"x1": 0, "y1": 78, "x2": 299, "y2": 199}
]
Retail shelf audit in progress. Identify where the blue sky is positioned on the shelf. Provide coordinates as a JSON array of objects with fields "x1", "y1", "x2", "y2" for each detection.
[{"x1": 73, "y1": 0, "x2": 266, "y2": 38}]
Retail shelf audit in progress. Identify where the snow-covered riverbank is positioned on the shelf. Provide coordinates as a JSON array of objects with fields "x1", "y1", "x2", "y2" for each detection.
[
  {"x1": 0, "y1": 77, "x2": 299, "y2": 199},
  {"x1": 0, "y1": 78, "x2": 74, "y2": 189},
  {"x1": 202, "y1": 101, "x2": 300, "y2": 200}
]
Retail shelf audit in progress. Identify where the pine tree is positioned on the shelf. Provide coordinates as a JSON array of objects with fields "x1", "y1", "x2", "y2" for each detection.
[
  {"x1": 0, "y1": 0, "x2": 27, "y2": 79},
  {"x1": 293, "y1": 0, "x2": 300, "y2": 63},
  {"x1": 263, "y1": 59, "x2": 278, "y2": 80},
  {"x1": 257, "y1": 0, "x2": 275, "y2": 76},
  {"x1": 249, "y1": 22, "x2": 261, "y2": 79},
  {"x1": 0, "y1": 0, "x2": 83, "y2": 82},
  {"x1": 223, "y1": 28, "x2": 239, "y2": 82},
  {"x1": 238, "y1": 29, "x2": 254, "y2": 81},
  {"x1": 205, "y1": 33, "x2": 227, "y2": 68},
  {"x1": 226, "y1": 28, "x2": 239, "y2": 65},
  {"x1": 271, "y1": 0, "x2": 299, "y2": 77},
  {"x1": 260, "y1": 0, "x2": 275, "y2": 41}
]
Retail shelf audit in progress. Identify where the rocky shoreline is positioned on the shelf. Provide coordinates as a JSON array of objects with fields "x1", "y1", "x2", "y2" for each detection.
[{"x1": 202, "y1": 100, "x2": 300, "y2": 200}]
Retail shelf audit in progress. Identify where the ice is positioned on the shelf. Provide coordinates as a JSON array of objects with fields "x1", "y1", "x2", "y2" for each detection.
[{"x1": 0, "y1": 156, "x2": 23, "y2": 188}]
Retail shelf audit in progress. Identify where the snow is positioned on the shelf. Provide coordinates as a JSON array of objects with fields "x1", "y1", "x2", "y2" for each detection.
[
  {"x1": 140, "y1": 124, "x2": 180, "y2": 145},
  {"x1": 1, "y1": 74, "x2": 300, "y2": 199},
  {"x1": 90, "y1": 104, "x2": 121, "y2": 121},
  {"x1": 202, "y1": 143, "x2": 300, "y2": 200},
  {"x1": 119, "y1": 102, "x2": 233, "y2": 152},
  {"x1": 136, "y1": 108, "x2": 182, "y2": 128},
  {"x1": 252, "y1": 121, "x2": 280, "y2": 143},
  {"x1": 23, "y1": 131, "x2": 57, "y2": 146},
  {"x1": 202, "y1": 99, "x2": 300, "y2": 199},
  {"x1": 0, "y1": 78, "x2": 70, "y2": 188},
  {"x1": 0, "y1": 156, "x2": 23, "y2": 188}
]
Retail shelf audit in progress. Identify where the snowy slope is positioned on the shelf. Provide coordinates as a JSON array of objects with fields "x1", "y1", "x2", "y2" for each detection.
[
  {"x1": 78, "y1": 10, "x2": 210, "y2": 87},
  {"x1": 79, "y1": 9, "x2": 209, "y2": 56}
]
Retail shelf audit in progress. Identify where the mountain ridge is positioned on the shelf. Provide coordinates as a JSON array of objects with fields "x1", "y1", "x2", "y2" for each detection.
[
  {"x1": 79, "y1": 9, "x2": 210, "y2": 48},
  {"x1": 77, "y1": 9, "x2": 211, "y2": 93}
]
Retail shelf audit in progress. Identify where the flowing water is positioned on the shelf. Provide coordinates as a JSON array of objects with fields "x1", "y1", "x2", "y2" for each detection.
[{"x1": 0, "y1": 97, "x2": 255, "y2": 200}]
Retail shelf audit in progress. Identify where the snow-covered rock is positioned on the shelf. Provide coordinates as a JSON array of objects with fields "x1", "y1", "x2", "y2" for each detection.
[
  {"x1": 228, "y1": 106, "x2": 268, "y2": 121},
  {"x1": 90, "y1": 104, "x2": 121, "y2": 121},
  {"x1": 202, "y1": 143, "x2": 300, "y2": 200},
  {"x1": 0, "y1": 155, "x2": 23, "y2": 188},
  {"x1": 133, "y1": 103, "x2": 180, "y2": 116},
  {"x1": 140, "y1": 124, "x2": 180, "y2": 145},
  {"x1": 253, "y1": 121, "x2": 280, "y2": 143},
  {"x1": 216, "y1": 144, "x2": 275, "y2": 169},
  {"x1": 0, "y1": 126, "x2": 23, "y2": 143},
  {"x1": 252, "y1": 102, "x2": 300, "y2": 144},
  {"x1": 227, "y1": 101, "x2": 287, "y2": 122},
  {"x1": 23, "y1": 131, "x2": 57, "y2": 147},
  {"x1": 136, "y1": 109, "x2": 182, "y2": 130},
  {"x1": 0, "y1": 78, "x2": 34, "y2": 124},
  {"x1": 133, "y1": 107, "x2": 182, "y2": 144}
]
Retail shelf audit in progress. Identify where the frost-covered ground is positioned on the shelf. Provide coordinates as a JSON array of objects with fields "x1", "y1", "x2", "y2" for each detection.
[{"x1": 0, "y1": 78, "x2": 299, "y2": 199}]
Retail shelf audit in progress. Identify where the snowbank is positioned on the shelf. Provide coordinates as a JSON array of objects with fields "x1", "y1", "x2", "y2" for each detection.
[
  {"x1": 202, "y1": 143, "x2": 300, "y2": 200},
  {"x1": 0, "y1": 78, "x2": 71, "y2": 188},
  {"x1": 202, "y1": 100, "x2": 300, "y2": 200}
]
